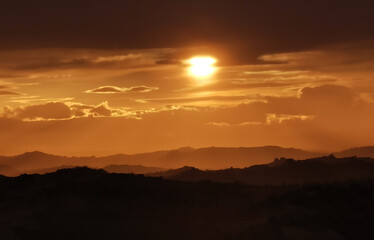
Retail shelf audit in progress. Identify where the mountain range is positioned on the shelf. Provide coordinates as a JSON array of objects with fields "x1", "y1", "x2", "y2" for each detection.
[
  {"x1": 152, "y1": 155, "x2": 374, "y2": 185},
  {"x1": 1, "y1": 146, "x2": 374, "y2": 177}
]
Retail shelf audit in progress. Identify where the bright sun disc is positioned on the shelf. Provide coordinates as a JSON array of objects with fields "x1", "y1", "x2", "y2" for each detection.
[{"x1": 188, "y1": 57, "x2": 217, "y2": 77}]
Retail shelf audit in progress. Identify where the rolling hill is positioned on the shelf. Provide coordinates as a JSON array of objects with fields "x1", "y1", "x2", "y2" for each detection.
[
  {"x1": 334, "y1": 146, "x2": 374, "y2": 158},
  {"x1": 151, "y1": 155, "x2": 374, "y2": 185},
  {"x1": 0, "y1": 146, "x2": 322, "y2": 176},
  {"x1": 1, "y1": 146, "x2": 374, "y2": 177}
]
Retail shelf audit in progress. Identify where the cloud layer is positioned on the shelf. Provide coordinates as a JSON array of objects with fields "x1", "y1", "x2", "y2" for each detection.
[
  {"x1": 1, "y1": 84, "x2": 373, "y2": 155},
  {"x1": 1, "y1": 1, "x2": 373, "y2": 65},
  {"x1": 2, "y1": 101, "x2": 135, "y2": 121}
]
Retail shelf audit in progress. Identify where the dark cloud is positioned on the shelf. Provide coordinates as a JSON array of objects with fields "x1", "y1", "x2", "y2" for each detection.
[
  {"x1": 155, "y1": 59, "x2": 183, "y2": 65},
  {"x1": 301, "y1": 84, "x2": 357, "y2": 106},
  {"x1": 89, "y1": 103, "x2": 112, "y2": 117},
  {"x1": 0, "y1": 90, "x2": 20, "y2": 95},
  {"x1": 86, "y1": 86, "x2": 158, "y2": 94},
  {"x1": 4, "y1": 102, "x2": 72, "y2": 120},
  {"x1": 126, "y1": 86, "x2": 158, "y2": 93},
  {"x1": 263, "y1": 84, "x2": 361, "y2": 117},
  {"x1": 1, "y1": 1, "x2": 373, "y2": 64},
  {"x1": 4, "y1": 53, "x2": 157, "y2": 71},
  {"x1": 2, "y1": 101, "x2": 135, "y2": 120},
  {"x1": 85, "y1": 86, "x2": 124, "y2": 94}
]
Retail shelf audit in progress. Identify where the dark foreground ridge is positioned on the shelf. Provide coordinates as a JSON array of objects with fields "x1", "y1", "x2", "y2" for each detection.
[{"x1": 0, "y1": 167, "x2": 374, "y2": 240}]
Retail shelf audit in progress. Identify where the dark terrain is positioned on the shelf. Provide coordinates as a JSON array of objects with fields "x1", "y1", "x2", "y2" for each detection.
[
  {"x1": 1, "y1": 148, "x2": 374, "y2": 239},
  {"x1": 0, "y1": 167, "x2": 374, "y2": 240}
]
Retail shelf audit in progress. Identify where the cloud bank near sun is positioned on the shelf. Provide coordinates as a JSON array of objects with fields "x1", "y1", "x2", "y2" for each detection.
[{"x1": 1, "y1": 80, "x2": 374, "y2": 155}]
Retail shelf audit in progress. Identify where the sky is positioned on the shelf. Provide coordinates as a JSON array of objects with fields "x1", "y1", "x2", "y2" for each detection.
[{"x1": 1, "y1": 0, "x2": 374, "y2": 155}]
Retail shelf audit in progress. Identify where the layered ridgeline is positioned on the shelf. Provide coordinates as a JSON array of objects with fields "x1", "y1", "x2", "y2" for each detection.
[
  {"x1": 152, "y1": 155, "x2": 374, "y2": 185},
  {"x1": 1, "y1": 146, "x2": 374, "y2": 177},
  {"x1": 0, "y1": 146, "x2": 321, "y2": 176}
]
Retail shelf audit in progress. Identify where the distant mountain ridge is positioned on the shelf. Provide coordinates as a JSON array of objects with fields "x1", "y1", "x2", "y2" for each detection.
[
  {"x1": 334, "y1": 146, "x2": 374, "y2": 158},
  {"x1": 0, "y1": 146, "x2": 321, "y2": 176},
  {"x1": 152, "y1": 155, "x2": 374, "y2": 185},
  {"x1": 1, "y1": 146, "x2": 374, "y2": 177}
]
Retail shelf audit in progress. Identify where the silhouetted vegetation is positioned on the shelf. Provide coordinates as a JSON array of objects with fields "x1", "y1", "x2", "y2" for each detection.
[{"x1": 0, "y1": 167, "x2": 373, "y2": 239}]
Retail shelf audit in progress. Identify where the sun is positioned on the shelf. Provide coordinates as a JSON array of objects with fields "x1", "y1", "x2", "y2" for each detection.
[{"x1": 188, "y1": 57, "x2": 217, "y2": 77}]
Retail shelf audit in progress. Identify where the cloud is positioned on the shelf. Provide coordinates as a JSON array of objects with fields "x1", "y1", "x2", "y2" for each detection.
[
  {"x1": 92, "y1": 54, "x2": 142, "y2": 63},
  {"x1": 85, "y1": 86, "x2": 124, "y2": 94},
  {"x1": 266, "y1": 114, "x2": 314, "y2": 124},
  {"x1": 8, "y1": 96, "x2": 75, "y2": 104},
  {"x1": 0, "y1": 90, "x2": 21, "y2": 95},
  {"x1": 1, "y1": 1, "x2": 373, "y2": 67},
  {"x1": 0, "y1": 84, "x2": 23, "y2": 95},
  {"x1": 87, "y1": 102, "x2": 135, "y2": 118},
  {"x1": 2, "y1": 102, "x2": 72, "y2": 120},
  {"x1": 206, "y1": 121, "x2": 262, "y2": 127},
  {"x1": 126, "y1": 86, "x2": 159, "y2": 93},
  {"x1": 67, "y1": 101, "x2": 137, "y2": 119},
  {"x1": 259, "y1": 47, "x2": 374, "y2": 74},
  {"x1": 0, "y1": 84, "x2": 373, "y2": 154},
  {"x1": 1, "y1": 84, "x2": 366, "y2": 124},
  {"x1": 138, "y1": 84, "x2": 366, "y2": 127},
  {"x1": 2, "y1": 101, "x2": 136, "y2": 121},
  {"x1": 207, "y1": 114, "x2": 314, "y2": 126},
  {"x1": 85, "y1": 85, "x2": 158, "y2": 94},
  {"x1": 136, "y1": 94, "x2": 259, "y2": 104},
  {"x1": 0, "y1": 49, "x2": 164, "y2": 71}
]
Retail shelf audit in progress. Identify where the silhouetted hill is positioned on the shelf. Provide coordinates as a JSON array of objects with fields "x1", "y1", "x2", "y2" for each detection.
[
  {"x1": 89, "y1": 146, "x2": 322, "y2": 169},
  {"x1": 0, "y1": 151, "x2": 80, "y2": 173},
  {"x1": 152, "y1": 155, "x2": 374, "y2": 185},
  {"x1": 152, "y1": 166, "x2": 199, "y2": 178},
  {"x1": 335, "y1": 146, "x2": 374, "y2": 158},
  {"x1": 0, "y1": 146, "x2": 322, "y2": 175},
  {"x1": 3, "y1": 146, "x2": 374, "y2": 177},
  {"x1": 158, "y1": 146, "x2": 321, "y2": 169},
  {"x1": 0, "y1": 168, "x2": 373, "y2": 239}
]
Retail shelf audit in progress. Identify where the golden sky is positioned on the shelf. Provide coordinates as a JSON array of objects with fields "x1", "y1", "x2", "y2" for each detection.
[{"x1": 1, "y1": 1, "x2": 374, "y2": 155}]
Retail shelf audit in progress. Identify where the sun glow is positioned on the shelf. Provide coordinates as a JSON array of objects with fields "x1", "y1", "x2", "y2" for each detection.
[{"x1": 188, "y1": 57, "x2": 217, "y2": 77}]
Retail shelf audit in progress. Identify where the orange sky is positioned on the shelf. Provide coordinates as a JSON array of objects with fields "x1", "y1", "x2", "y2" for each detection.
[{"x1": 1, "y1": 1, "x2": 374, "y2": 155}]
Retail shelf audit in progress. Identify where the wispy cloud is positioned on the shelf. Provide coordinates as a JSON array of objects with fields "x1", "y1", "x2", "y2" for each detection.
[
  {"x1": 92, "y1": 54, "x2": 143, "y2": 63},
  {"x1": 0, "y1": 90, "x2": 22, "y2": 95},
  {"x1": 85, "y1": 85, "x2": 158, "y2": 94}
]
